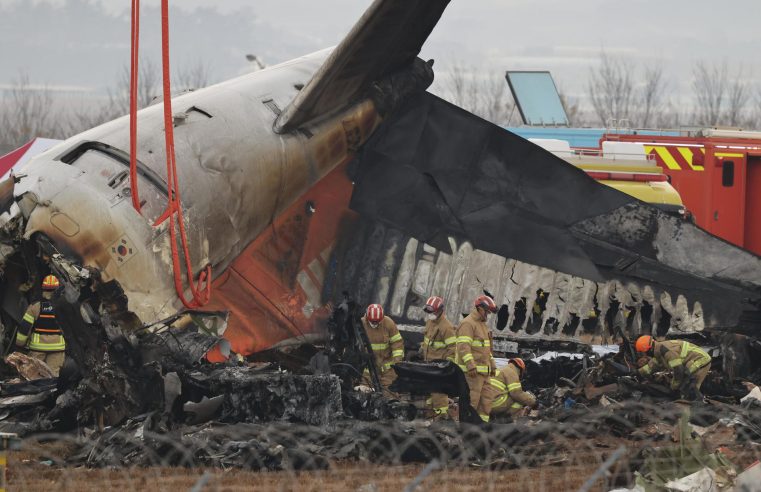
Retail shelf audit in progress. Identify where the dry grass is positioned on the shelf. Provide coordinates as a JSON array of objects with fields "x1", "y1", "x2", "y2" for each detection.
[{"x1": 8, "y1": 462, "x2": 604, "y2": 492}]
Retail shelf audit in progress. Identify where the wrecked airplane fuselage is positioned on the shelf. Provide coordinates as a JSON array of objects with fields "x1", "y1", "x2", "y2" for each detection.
[
  {"x1": 2, "y1": 49, "x2": 383, "y2": 351},
  {"x1": 2, "y1": 0, "x2": 761, "y2": 432}
]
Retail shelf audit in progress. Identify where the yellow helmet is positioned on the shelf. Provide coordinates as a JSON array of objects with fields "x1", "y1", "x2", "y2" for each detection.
[{"x1": 42, "y1": 275, "x2": 60, "y2": 291}]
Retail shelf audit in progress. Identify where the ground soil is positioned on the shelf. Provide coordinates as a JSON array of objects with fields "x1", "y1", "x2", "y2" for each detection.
[
  {"x1": 6, "y1": 435, "x2": 757, "y2": 491},
  {"x1": 8, "y1": 462, "x2": 605, "y2": 492}
]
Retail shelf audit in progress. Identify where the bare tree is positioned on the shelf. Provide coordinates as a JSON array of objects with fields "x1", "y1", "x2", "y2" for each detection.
[
  {"x1": 61, "y1": 100, "x2": 119, "y2": 137},
  {"x1": 692, "y1": 61, "x2": 727, "y2": 126},
  {"x1": 725, "y1": 66, "x2": 751, "y2": 127},
  {"x1": 657, "y1": 101, "x2": 685, "y2": 129},
  {"x1": 108, "y1": 58, "x2": 162, "y2": 117},
  {"x1": 639, "y1": 65, "x2": 665, "y2": 128},
  {"x1": 440, "y1": 64, "x2": 514, "y2": 124},
  {"x1": 444, "y1": 64, "x2": 479, "y2": 116},
  {"x1": 477, "y1": 73, "x2": 513, "y2": 124},
  {"x1": 0, "y1": 72, "x2": 65, "y2": 153},
  {"x1": 753, "y1": 88, "x2": 761, "y2": 131},
  {"x1": 175, "y1": 59, "x2": 211, "y2": 91},
  {"x1": 559, "y1": 92, "x2": 583, "y2": 127},
  {"x1": 588, "y1": 52, "x2": 635, "y2": 126},
  {"x1": 691, "y1": 61, "x2": 753, "y2": 128}
]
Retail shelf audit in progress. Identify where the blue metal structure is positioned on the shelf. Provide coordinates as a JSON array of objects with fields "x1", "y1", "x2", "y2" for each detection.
[{"x1": 505, "y1": 127, "x2": 680, "y2": 148}]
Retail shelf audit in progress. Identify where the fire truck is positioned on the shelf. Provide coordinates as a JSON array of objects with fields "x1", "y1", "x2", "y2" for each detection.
[
  {"x1": 602, "y1": 128, "x2": 761, "y2": 255},
  {"x1": 509, "y1": 126, "x2": 761, "y2": 256}
]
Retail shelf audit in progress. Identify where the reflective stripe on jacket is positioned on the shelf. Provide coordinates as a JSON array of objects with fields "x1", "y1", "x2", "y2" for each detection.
[
  {"x1": 455, "y1": 309, "x2": 495, "y2": 374},
  {"x1": 639, "y1": 339, "x2": 710, "y2": 378},
  {"x1": 489, "y1": 364, "x2": 535, "y2": 410},
  {"x1": 421, "y1": 314, "x2": 456, "y2": 362},
  {"x1": 361, "y1": 315, "x2": 404, "y2": 372},
  {"x1": 16, "y1": 301, "x2": 66, "y2": 352}
]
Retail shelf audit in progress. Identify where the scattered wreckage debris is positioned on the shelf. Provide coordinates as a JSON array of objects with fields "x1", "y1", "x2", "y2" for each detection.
[
  {"x1": 2, "y1": 322, "x2": 761, "y2": 492},
  {"x1": 4, "y1": 353, "x2": 55, "y2": 381},
  {"x1": 1, "y1": 0, "x2": 760, "y2": 488}
]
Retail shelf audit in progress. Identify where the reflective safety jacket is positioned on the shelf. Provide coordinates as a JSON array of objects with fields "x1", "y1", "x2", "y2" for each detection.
[
  {"x1": 489, "y1": 364, "x2": 536, "y2": 411},
  {"x1": 456, "y1": 309, "x2": 496, "y2": 375},
  {"x1": 361, "y1": 315, "x2": 404, "y2": 372},
  {"x1": 16, "y1": 301, "x2": 66, "y2": 352},
  {"x1": 420, "y1": 314, "x2": 456, "y2": 362},
  {"x1": 639, "y1": 339, "x2": 710, "y2": 382}
]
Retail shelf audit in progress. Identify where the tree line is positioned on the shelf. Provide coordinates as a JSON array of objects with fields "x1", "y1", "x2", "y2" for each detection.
[
  {"x1": 0, "y1": 59, "x2": 211, "y2": 154},
  {"x1": 2, "y1": 52, "x2": 761, "y2": 155},
  {"x1": 437, "y1": 52, "x2": 761, "y2": 131}
]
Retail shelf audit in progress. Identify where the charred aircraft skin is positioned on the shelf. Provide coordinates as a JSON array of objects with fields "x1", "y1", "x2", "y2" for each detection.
[
  {"x1": 0, "y1": 0, "x2": 447, "y2": 426},
  {"x1": 3, "y1": 49, "x2": 381, "y2": 344},
  {"x1": 344, "y1": 92, "x2": 761, "y2": 347},
  {"x1": 2, "y1": 0, "x2": 761, "y2": 431}
]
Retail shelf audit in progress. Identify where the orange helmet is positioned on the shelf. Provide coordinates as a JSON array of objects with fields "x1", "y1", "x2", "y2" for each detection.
[
  {"x1": 42, "y1": 275, "x2": 60, "y2": 291},
  {"x1": 366, "y1": 304, "x2": 384, "y2": 323},
  {"x1": 424, "y1": 296, "x2": 444, "y2": 314},
  {"x1": 635, "y1": 335, "x2": 654, "y2": 353},
  {"x1": 510, "y1": 357, "x2": 526, "y2": 375},
  {"x1": 474, "y1": 294, "x2": 497, "y2": 313}
]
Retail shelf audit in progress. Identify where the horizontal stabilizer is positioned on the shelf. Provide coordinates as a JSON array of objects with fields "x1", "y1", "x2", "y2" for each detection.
[{"x1": 275, "y1": 0, "x2": 450, "y2": 132}]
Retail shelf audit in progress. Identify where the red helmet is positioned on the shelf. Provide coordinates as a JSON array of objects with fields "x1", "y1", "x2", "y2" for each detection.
[
  {"x1": 474, "y1": 294, "x2": 497, "y2": 313},
  {"x1": 366, "y1": 304, "x2": 384, "y2": 323},
  {"x1": 510, "y1": 357, "x2": 526, "y2": 375},
  {"x1": 42, "y1": 275, "x2": 60, "y2": 291},
  {"x1": 635, "y1": 335, "x2": 654, "y2": 353},
  {"x1": 424, "y1": 296, "x2": 444, "y2": 313}
]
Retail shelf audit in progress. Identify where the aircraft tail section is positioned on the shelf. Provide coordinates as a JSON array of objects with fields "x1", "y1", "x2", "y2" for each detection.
[{"x1": 274, "y1": 0, "x2": 450, "y2": 132}]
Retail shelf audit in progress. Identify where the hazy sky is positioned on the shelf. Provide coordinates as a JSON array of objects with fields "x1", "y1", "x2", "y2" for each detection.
[{"x1": 1, "y1": 0, "x2": 760, "y2": 103}]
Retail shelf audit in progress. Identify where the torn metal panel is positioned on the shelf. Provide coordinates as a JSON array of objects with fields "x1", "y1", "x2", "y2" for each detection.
[
  {"x1": 4, "y1": 352, "x2": 55, "y2": 381},
  {"x1": 183, "y1": 395, "x2": 224, "y2": 425},
  {"x1": 348, "y1": 93, "x2": 761, "y2": 336},
  {"x1": 332, "y1": 220, "x2": 714, "y2": 347},
  {"x1": 191, "y1": 369, "x2": 343, "y2": 426}
]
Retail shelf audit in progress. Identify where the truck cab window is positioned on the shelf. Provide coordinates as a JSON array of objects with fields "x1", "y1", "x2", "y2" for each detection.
[{"x1": 722, "y1": 161, "x2": 734, "y2": 187}]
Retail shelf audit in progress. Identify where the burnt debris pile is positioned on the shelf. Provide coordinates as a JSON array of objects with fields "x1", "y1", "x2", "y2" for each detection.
[{"x1": 2, "y1": 300, "x2": 761, "y2": 491}]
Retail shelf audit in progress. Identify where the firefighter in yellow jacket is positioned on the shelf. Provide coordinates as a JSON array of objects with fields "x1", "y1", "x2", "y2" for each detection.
[
  {"x1": 483, "y1": 358, "x2": 537, "y2": 419},
  {"x1": 635, "y1": 335, "x2": 711, "y2": 400},
  {"x1": 456, "y1": 294, "x2": 497, "y2": 422},
  {"x1": 361, "y1": 304, "x2": 404, "y2": 391},
  {"x1": 420, "y1": 296, "x2": 456, "y2": 417},
  {"x1": 15, "y1": 275, "x2": 66, "y2": 375}
]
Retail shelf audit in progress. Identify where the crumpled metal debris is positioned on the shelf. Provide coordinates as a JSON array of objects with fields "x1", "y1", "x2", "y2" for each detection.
[
  {"x1": 183, "y1": 395, "x2": 224, "y2": 425},
  {"x1": 187, "y1": 369, "x2": 344, "y2": 427},
  {"x1": 663, "y1": 468, "x2": 720, "y2": 492},
  {"x1": 633, "y1": 412, "x2": 736, "y2": 491},
  {"x1": 739, "y1": 385, "x2": 761, "y2": 405},
  {"x1": 735, "y1": 462, "x2": 761, "y2": 492},
  {"x1": 4, "y1": 352, "x2": 55, "y2": 381}
]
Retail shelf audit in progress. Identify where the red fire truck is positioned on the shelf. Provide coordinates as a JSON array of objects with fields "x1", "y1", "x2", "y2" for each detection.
[{"x1": 602, "y1": 128, "x2": 761, "y2": 255}]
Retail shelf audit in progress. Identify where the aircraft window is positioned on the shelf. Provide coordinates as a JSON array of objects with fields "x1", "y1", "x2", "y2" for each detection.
[
  {"x1": 56, "y1": 141, "x2": 168, "y2": 222},
  {"x1": 722, "y1": 161, "x2": 734, "y2": 187},
  {"x1": 58, "y1": 141, "x2": 167, "y2": 195}
]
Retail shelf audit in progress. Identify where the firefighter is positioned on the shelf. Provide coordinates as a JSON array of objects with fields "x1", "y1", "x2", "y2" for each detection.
[
  {"x1": 419, "y1": 296, "x2": 456, "y2": 418},
  {"x1": 635, "y1": 335, "x2": 711, "y2": 400},
  {"x1": 15, "y1": 275, "x2": 66, "y2": 375},
  {"x1": 484, "y1": 358, "x2": 537, "y2": 419},
  {"x1": 456, "y1": 294, "x2": 497, "y2": 422},
  {"x1": 361, "y1": 303, "x2": 404, "y2": 391}
]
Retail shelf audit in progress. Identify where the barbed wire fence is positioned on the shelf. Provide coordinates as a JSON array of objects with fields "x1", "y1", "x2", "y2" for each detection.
[{"x1": 7, "y1": 399, "x2": 761, "y2": 491}]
